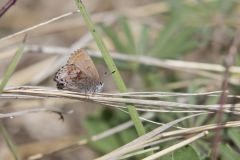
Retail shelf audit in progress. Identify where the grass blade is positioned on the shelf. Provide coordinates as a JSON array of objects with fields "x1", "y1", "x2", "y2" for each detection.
[
  {"x1": 0, "y1": 36, "x2": 26, "y2": 160},
  {"x1": 136, "y1": 24, "x2": 149, "y2": 55},
  {"x1": 74, "y1": 0, "x2": 146, "y2": 137},
  {"x1": 100, "y1": 24, "x2": 127, "y2": 52},
  {"x1": 119, "y1": 16, "x2": 136, "y2": 53}
]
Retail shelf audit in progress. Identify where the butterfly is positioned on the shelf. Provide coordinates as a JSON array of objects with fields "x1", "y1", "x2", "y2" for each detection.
[{"x1": 54, "y1": 49, "x2": 103, "y2": 93}]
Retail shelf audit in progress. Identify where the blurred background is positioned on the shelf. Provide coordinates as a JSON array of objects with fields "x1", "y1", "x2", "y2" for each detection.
[{"x1": 0, "y1": 0, "x2": 240, "y2": 159}]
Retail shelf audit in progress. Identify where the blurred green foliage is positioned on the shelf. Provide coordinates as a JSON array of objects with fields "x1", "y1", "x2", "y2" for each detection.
[{"x1": 84, "y1": 0, "x2": 240, "y2": 159}]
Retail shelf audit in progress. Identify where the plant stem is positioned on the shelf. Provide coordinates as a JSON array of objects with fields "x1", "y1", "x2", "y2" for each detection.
[
  {"x1": 0, "y1": 0, "x2": 17, "y2": 17},
  {"x1": 0, "y1": 36, "x2": 26, "y2": 160},
  {"x1": 0, "y1": 124, "x2": 20, "y2": 160},
  {"x1": 74, "y1": 0, "x2": 146, "y2": 136},
  {"x1": 0, "y1": 40, "x2": 25, "y2": 92}
]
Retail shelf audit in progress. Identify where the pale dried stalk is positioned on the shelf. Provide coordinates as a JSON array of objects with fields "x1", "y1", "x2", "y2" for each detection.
[
  {"x1": 143, "y1": 131, "x2": 208, "y2": 160},
  {"x1": 2, "y1": 45, "x2": 240, "y2": 87},
  {"x1": 0, "y1": 107, "x2": 66, "y2": 119},
  {"x1": 16, "y1": 45, "x2": 240, "y2": 85},
  {"x1": 0, "y1": 1, "x2": 167, "y2": 43},
  {"x1": 119, "y1": 146, "x2": 160, "y2": 160},
  {"x1": 22, "y1": 45, "x2": 240, "y2": 74},
  {"x1": 95, "y1": 113, "x2": 206, "y2": 160},
  {"x1": 96, "y1": 121, "x2": 240, "y2": 160},
  {"x1": 2, "y1": 86, "x2": 240, "y2": 114}
]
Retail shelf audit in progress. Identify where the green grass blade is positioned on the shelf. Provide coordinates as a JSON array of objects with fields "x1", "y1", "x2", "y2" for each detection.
[
  {"x1": 119, "y1": 16, "x2": 136, "y2": 53},
  {"x1": 0, "y1": 43, "x2": 25, "y2": 92},
  {"x1": 0, "y1": 125, "x2": 20, "y2": 160},
  {"x1": 74, "y1": 0, "x2": 146, "y2": 137},
  {"x1": 158, "y1": 27, "x2": 198, "y2": 58},
  {"x1": 100, "y1": 24, "x2": 127, "y2": 52},
  {"x1": 149, "y1": 19, "x2": 180, "y2": 55},
  {"x1": 220, "y1": 143, "x2": 239, "y2": 160},
  {"x1": 136, "y1": 24, "x2": 149, "y2": 55},
  {"x1": 0, "y1": 38, "x2": 26, "y2": 160}
]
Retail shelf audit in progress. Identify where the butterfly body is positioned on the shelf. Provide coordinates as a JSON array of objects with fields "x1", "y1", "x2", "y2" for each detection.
[{"x1": 54, "y1": 49, "x2": 103, "y2": 93}]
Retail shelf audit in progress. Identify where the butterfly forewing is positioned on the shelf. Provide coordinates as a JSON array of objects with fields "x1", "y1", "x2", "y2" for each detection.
[{"x1": 67, "y1": 49, "x2": 100, "y2": 80}]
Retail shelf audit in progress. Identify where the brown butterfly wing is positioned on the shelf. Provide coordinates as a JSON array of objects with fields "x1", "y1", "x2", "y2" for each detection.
[
  {"x1": 54, "y1": 64, "x2": 98, "y2": 92},
  {"x1": 67, "y1": 49, "x2": 100, "y2": 81}
]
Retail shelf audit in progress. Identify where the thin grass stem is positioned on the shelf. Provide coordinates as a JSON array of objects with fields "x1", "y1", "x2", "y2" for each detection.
[
  {"x1": 74, "y1": 0, "x2": 146, "y2": 136},
  {"x1": 0, "y1": 36, "x2": 26, "y2": 160}
]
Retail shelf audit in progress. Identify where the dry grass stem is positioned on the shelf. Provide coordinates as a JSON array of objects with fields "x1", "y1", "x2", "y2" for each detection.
[
  {"x1": 3, "y1": 45, "x2": 240, "y2": 87},
  {"x1": 7, "y1": 45, "x2": 238, "y2": 86},
  {"x1": 22, "y1": 45, "x2": 240, "y2": 75},
  {"x1": 0, "y1": 107, "x2": 69, "y2": 119},
  {"x1": 96, "y1": 120, "x2": 240, "y2": 160},
  {"x1": 143, "y1": 131, "x2": 208, "y2": 160},
  {"x1": 2, "y1": 86, "x2": 240, "y2": 114},
  {"x1": 119, "y1": 146, "x2": 160, "y2": 160},
  {"x1": 95, "y1": 113, "x2": 206, "y2": 160},
  {"x1": 0, "y1": 1, "x2": 167, "y2": 45}
]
